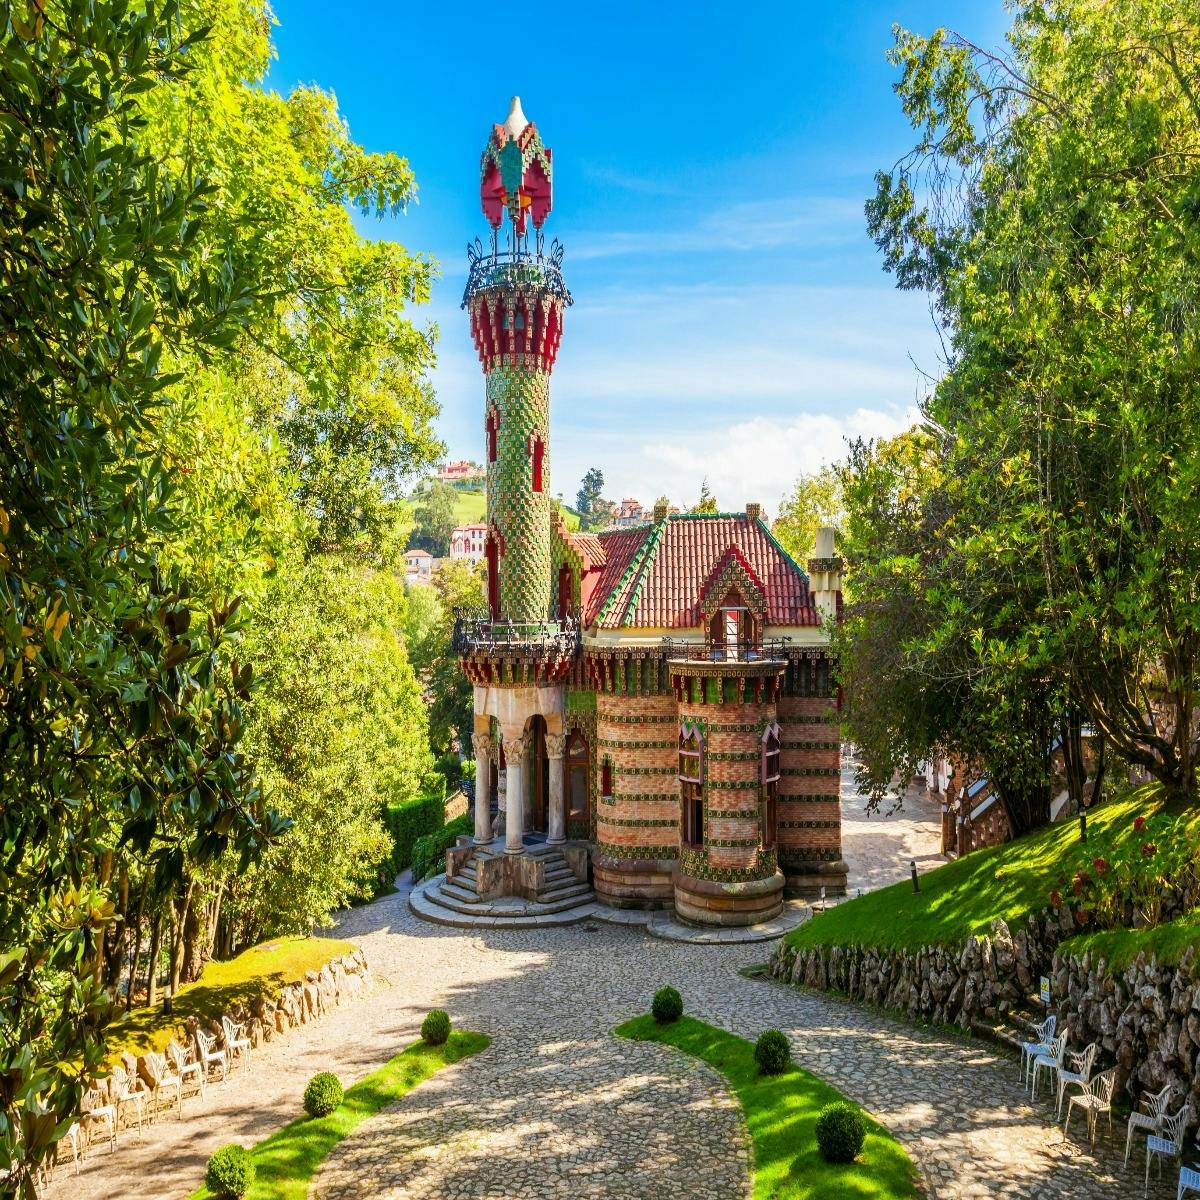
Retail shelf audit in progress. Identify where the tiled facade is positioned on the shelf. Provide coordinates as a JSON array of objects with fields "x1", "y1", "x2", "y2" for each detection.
[{"x1": 457, "y1": 99, "x2": 846, "y2": 926}]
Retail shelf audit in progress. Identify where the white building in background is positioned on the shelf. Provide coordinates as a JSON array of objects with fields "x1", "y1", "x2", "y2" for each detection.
[
  {"x1": 449, "y1": 522, "x2": 487, "y2": 565},
  {"x1": 405, "y1": 548, "x2": 435, "y2": 585}
]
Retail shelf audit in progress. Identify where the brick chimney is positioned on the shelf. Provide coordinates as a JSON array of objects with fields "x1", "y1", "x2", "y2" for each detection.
[
  {"x1": 745, "y1": 502, "x2": 762, "y2": 521},
  {"x1": 653, "y1": 500, "x2": 669, "y2": 522}
]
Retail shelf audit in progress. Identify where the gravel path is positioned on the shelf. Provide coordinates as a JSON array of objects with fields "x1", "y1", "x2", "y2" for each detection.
[{"x1": 44, "y1": 764, "x2": 1173, "y2": 1200}]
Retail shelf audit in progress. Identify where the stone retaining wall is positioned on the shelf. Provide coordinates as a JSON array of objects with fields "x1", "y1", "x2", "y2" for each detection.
[
  {"x1": 121, "y1": 946, "x2": 371, "y2": 1094},
  {"x1": 770, "y1": 906, "x2": 1200, "y2": 1109}
]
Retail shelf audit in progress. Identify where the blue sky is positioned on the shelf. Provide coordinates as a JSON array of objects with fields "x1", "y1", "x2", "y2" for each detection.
[{"x1": 267, "y1": 0, "x2": 1010, "y2": 515}]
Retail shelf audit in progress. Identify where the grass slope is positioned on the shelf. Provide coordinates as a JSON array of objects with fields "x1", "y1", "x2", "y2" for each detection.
[
  {"x1": 617, "y1": 1015, "x2": 919, "y2": 1200},
  {"x1": 1063, "y1": 908, "x2": 1200, "y2": 969},
  {"x1": 189, "y1": 1030, "x2": 489, "y2": 1200},
  {"x1": 787, "y1": 790, "x2": 1199, "y2": 959},
  {"x1": 107, "y1": 936, "x2": 353, "y2": 1063}
]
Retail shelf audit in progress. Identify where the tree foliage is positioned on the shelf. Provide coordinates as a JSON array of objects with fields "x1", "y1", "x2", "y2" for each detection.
[
  {"x1": 689, "y1": 478, "x2": 719, "y2": 515},
  {"x1": 575, "y1": 467, "x2": 609, "y2": 532},
  {"x1": 773, "y1": 467, "x2": 843, "y2": 564},
  {"x1": 409, "y1": 480, "x2": 458, "y2": 555}
]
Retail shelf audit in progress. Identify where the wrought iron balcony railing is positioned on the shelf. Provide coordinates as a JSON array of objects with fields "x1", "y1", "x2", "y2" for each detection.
[
  {"x1": 453, "y1": 612, "x2": 581, "y2": 657},
  {"x1": 661, "y1": 637, "x2": 791, "y2": 664},
  {"x1": 462, "y1": 238, "x2": 573, "y2": 307}
]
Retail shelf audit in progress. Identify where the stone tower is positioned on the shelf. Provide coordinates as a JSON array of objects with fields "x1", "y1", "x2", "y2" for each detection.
[{"x1": 464, "y1": 96, "x2": 571, "y2": 624}]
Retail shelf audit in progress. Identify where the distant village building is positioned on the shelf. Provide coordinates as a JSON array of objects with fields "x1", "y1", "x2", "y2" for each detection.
[
  {"x1": 404, "y1": 548, "x2": 435, "y2": 585},
  {"x1": 430, "y1": 99, "x2": 846, "y2": 932},
  {"x1": 436, "y1": 460, "x2": 485, "y2": 484},
  {"x1": 449, "y1": 522, "x2": 487, "y2": 565}
]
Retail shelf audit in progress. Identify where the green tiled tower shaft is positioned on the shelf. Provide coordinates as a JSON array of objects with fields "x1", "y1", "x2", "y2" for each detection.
[{"x1": 486, "y1": 362, "x2": 552, "y2": 622}]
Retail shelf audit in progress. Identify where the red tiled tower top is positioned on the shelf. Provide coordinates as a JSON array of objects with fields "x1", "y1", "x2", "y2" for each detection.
[{"x1": 581, "y1": 514, "x2": 819, "y2": 629}]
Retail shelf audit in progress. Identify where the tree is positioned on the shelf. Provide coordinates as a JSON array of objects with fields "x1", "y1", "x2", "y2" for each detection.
[
  {"x1": 868, "y1": 1, "x2": 1200, "y2": 804},
  {"x1": 689, "y1": 478, "x2": 719, "y2": 514},
  {"x1": 774, "y1": 467, "x2": 843, "y2": 563},
  {"x1": 576, "y1": 468, "x2": 609, "y2": 531},
  {"x1": 409, "y1": 480, "x2": 459, "y2": 555},
  {"x1": 424, "y1": 561, "x2": 486, "y2": 758},
  {"x1": 0, "y1": 5, "x2": 287, "y2": 1185}
]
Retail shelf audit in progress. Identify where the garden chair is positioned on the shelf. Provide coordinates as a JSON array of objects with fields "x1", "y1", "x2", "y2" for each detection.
[
  {"x1": 81, "y1": 1085, "x2": 117, "y2": 1155},
  {"x1": 1179, "y1": 1161, "x2": 1200, "y2": 1200},
  {"x1": 196, "y1": 1028, "x2": 229, "y2": 1084},
  {"x1": 167, "y1": 1039, "x2": 205, "y2": 1100},
  {"x1": 1030, "y1": 1032, "x2": 1066, "y2": 1102},
  {"x1": 1019, "y1": 1013, "x2": 1056, "y2": 1087},
  {"x1": 1063, "y1": 1065, "x2": 1116, "y2": 1147},
  {"x1": 221, "y1": 1015, "x2": 251, "y2": 1074},
  {"x1": 50, "y1": 1122, "x2": 81, "y2": 1177},
  {"x1": 1055, "y1": 1040, "x2": 1097, "y2": 1119},
  {"x1": 110, "y1": 1064, "x2": 146, "y2": 1136},
  {"x1": 143, "y1": 1050, "x2": 183, "y2": 1120},
  {"x1": 1146, "y1": 1103, "x2": 1194, "y2": 1195},
  {"x1": 1127, "y1": 1083, "x2": 1175, "y2": 1166}
]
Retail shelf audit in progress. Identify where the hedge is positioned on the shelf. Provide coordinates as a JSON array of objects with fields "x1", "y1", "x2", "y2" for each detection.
[
  {"x1": 412, "y1": 813, "x2": 472, "y2": 882},
  {"x1": 374, "y1": 774, "x2": 446, "y2": 890}
]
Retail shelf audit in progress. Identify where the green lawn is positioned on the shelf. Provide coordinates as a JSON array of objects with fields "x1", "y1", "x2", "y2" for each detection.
[
  {"x1": 188, "y1": 1030, "x2": 489, "y2": 1200},
  {"x1": 788, "y1": 790, "x2": 1195, "y2": 955},
  {"x1": 617, "y1": 1015, "x2": 918, "y2": 1199},
  {"x1": 106, "y1": 936, "x2": 354, "y2": 1063},
  {"x1": 1063, "y1": 907, "x2": 1200, "y2": 969}
]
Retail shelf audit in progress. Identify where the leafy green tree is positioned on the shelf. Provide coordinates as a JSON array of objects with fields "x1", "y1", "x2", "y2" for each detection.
[
  {"x1": 576, "y1": 468, "x2": 609, "y2": 531},
  {"x1": 228, "y1": 559, "x2": 432, "y2": 940},
  {"x1": 689, "y1": 478, "x2": 719, "y2": 514},
  {"x1": 868, "y1": 1, "x2": 1200, "y2": 804},
  {"x1": 774, "y1": 467, "x2": 843, "y2": 563},
  {"x1": 425, "y1": 561, "x2": 486, "y2": 758},
  {"x1": 409, "y1": 480, "x2": 459, "y2": 555},
  {"x1": 0, "y1": 4, "x2": 287, "y2": 1185}
]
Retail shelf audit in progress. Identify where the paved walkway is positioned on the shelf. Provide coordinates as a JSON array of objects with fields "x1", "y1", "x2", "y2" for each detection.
[{"x1": 44, "y1": 761, "x2": 1173, "y2": 1200}]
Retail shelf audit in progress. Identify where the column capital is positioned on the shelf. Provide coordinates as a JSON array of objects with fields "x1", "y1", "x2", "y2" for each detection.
[
  {"x1": 544, "y1": 732, "x2": 568, "y2": 760},
  {"x1": 471, "y1": 732, "x2": 495, "y2": 760},
  {"x1": 502, "y1": 729, "x2": 531, "y2": 759}
]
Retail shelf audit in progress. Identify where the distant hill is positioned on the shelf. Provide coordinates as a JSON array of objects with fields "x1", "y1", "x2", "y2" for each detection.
[{"x1": 402, "y1": 486, "x2": 579, "y2": 533}]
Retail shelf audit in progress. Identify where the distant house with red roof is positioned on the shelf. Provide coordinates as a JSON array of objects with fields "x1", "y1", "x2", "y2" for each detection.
[{"x1": 436, "y1": 460, "x2": 485, "y2": 484}]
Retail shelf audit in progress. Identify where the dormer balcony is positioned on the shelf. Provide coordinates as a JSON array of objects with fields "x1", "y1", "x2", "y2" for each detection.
[{"x1": 661, "y1": 636, "x2": 790, "y2": 665}]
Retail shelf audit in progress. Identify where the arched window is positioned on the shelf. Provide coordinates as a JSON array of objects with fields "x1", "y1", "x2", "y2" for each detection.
[
  {"x1": 486, "y1": 410, "x2": 498, "y2": 463},
  {"x1": 567, "y1": 731, "x2": 589, "y2": 820},
  {"x1": 761, "y1": 723, "x2": 781, "y2": 848},
  {"x1": 679, "y1": 722, "x2": 704, "y2": 847},
  {"x1": 531, "y1": 436, "x2": 545, "y2": 493},
  {"x1": 485, "y1": 533, "x2": 500, "y2": 620},
  {"x1": 600, "y1": 757, "x2": 613, "y2": 799}
]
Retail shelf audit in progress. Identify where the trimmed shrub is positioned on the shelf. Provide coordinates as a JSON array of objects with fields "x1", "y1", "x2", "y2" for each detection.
[
  {"x1": 205, "y1": 1144, "x2": 255, "y2": 1198},
  {"x1": 412, "y1": 812, "x2": 472, "y2": 881},
  {"x1": 373, "y1": 785, "x2": 447, "y2": 892},
  {"x1": 815, "y1": 1100, "x2": 866, "y2": 1164},
  {"x1": 303, "y1": 1071, "x2": 344, "y2": 1118},
  {"x1": 753, "y1": 1029, "x2": 791, "y2": 1075},
  {"x1": 651, "y1": 986, "x2": 683, "y2": 1024},
  {"x1": 421, "y1": 1008, "x2": 451, "y2": 1046}
]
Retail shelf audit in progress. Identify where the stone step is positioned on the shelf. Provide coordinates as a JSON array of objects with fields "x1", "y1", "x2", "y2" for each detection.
[
  {"x1": 543, "y1": 866, "x2": 575, "y2": 884},
  {"x1": 408, "y1": 882, "x2": 598, "y2": 929},
  {"x1": 421, "y1": 879, "x2": 596, "y2": 918},
  {"x1": 537, "y1": 881, "x2": 592, "y2": 905},
  {"x1": 438, "y1": 880, "x2": 483, "y2": 904}
]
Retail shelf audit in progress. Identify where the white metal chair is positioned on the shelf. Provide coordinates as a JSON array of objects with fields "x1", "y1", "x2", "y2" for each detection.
[
  {"x1": 167, "y1": 1039, "x2": 205, "y2": 1100},
  {"x1": 1030, "y1": 1032, "x2": 1067, "y2": 1102},
  {"x1": 110, "y1": 1064, "x2": 146, "y2": 1136},
  {"x1": 1146, "y1": 1104, "x2": 1194, "y2": 1195},
  {"x1": 1056, "y1": 1041, "x2": 1098, "y2": 1119},
  {"x1": 221, "y1": 1015, "x2": 251, "y2": 1074},
  {"x1": 1179, "y1": 1162, "x2": 1200, "y2": 1200},
  {"x1": 1063, "y1": 1065, "x2": 1116, "y2": 1146},
  {"x1": 1127, "y1": 1083, "x2": 1175, "y2": 1166},
  {"x1": 81, "y1": 1086, "x2": 117, "y2": 1155},
  {"x1": 143, "y1": 1050, "x2": 183, "y2": 1119},
  {"x1": 1019, "y1": 1013, "x2": 1056, "y2": 1088},
  {"x1": 196, "y1": 1028, "x2": 229, "y2": 1084},
  {"x1": 52, "y1": 1122, "x2": 81, "y2": 1176}
]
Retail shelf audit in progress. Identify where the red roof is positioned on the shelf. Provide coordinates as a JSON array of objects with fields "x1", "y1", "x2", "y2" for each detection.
[{"x1": 588, "y1": 514, "x2": 818, "y2": 629}]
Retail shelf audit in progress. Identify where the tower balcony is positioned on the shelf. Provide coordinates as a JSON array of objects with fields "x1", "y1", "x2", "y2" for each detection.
[
  {"x1": 462, "y1": 241, "x2": 572, "y2": 307},
  {"x1": 454, "y1": 612, "x2": 581, "y2": 687}
]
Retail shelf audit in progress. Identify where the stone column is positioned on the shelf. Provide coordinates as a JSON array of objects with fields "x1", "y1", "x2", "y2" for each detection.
[
  {"x1": 471, "y1": 733, "x2": 494, "y2": 844},
  {"x1": 503, "y1": 730, "x2": 530, "y2": 854},
  {"x1": 545, "y1": 732, "x2": 567, "y2": 844}
]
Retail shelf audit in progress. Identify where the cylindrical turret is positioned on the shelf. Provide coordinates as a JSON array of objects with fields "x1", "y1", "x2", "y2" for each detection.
[{"x1": 464, "y1": 97, "x2": 571, "y2": 625}]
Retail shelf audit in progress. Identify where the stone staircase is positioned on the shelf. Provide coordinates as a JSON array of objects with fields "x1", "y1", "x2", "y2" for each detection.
[
  {"x1": 972, "y1": 990, "x2": 1050, "y2": 1056},
  {"x1": 410, "y1": 842, "x2": 598, "y2": 928}
]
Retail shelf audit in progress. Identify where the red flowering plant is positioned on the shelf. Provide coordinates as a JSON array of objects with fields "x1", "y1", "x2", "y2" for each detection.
[{"x1": 1052, "y1": 811, "x2": 1199, "y2": 933}]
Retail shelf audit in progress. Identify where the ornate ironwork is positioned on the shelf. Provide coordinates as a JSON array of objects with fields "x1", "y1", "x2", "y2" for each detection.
[
  {"x1": 462, "y1": 243, "x2": 573, "y2": 307},
  {"x1": 453, "y1": 611, "x2": 581, "y2": 657},
  {"x1": 661, "y1": 637, "x2": 791, "y2": 664}
]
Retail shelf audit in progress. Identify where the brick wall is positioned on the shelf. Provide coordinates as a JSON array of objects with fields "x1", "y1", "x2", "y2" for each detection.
[{"x1": 776, "y1": 695, "x2": 844, "y2": 883}]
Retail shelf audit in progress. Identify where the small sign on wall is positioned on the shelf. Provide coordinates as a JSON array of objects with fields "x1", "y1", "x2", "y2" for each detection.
[{"x1": 1040, "y1": 976, "x2": 1051, "y2": 1006}]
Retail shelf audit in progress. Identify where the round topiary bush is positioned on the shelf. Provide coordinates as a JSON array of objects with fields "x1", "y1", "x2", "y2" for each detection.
[
  {"x1": 815, "y1": 1100, "x2": 866, "y2": 1164},
  {"x1": 754, "y1": 1029, "x2": 791, "y2": 1075},
  {"x1": 303, "y1": 1071, "x2": 344, "y2": 1118},
  {"x1": 421, "y1": 1008, "x2": 451, "y2": 1045},
  {"x1": 205, "y1": 1144, "x2": 255, "y2": 1199},
  {"x1": 651, "y1": 986, "x2": 683, "y2": 1024}
]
